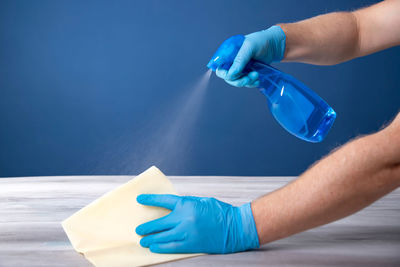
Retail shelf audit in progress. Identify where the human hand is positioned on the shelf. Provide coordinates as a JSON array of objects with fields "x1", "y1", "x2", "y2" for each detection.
[
  {"x1": 216, "y1": 25, "x2": 286, "y2": 88},
  {"x1": 135, "y1": 194, "x2": 259, "y2": 254}
]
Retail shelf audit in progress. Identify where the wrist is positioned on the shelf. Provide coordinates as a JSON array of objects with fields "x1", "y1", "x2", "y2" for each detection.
[{"x1": 277, "y1": 22, "x2": 312, "y2": 63}]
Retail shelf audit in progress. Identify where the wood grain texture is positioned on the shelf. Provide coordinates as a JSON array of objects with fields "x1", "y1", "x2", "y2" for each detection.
[{"x1": 0, "y1": 175, "x2": 399, "y2": 267}]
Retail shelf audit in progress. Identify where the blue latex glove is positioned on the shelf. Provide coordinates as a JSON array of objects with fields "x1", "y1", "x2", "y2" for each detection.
[
  {"x1": 216, "y1": 25, "x2": 286, "y2": 88},
  {"x1": 135, "y1": 194, "x2": 259, "y2": 254}
]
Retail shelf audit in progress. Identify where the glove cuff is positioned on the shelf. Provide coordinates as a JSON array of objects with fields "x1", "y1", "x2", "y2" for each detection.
[
  {"x1": 268, "y1": 25, "x2": 287, "y2": 62},
  {"x1": 237, "y1": 202, "x2": 260, "y2": 250}
]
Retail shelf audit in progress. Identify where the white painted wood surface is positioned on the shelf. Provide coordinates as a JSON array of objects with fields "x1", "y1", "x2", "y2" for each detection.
[{"x1": 0, "y1": 175, "x2": 399, "y2": 266}]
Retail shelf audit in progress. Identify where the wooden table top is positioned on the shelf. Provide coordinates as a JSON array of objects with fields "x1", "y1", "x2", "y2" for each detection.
[{"x1": 0, "y1": 175, "x2": 399, "y2": 267}]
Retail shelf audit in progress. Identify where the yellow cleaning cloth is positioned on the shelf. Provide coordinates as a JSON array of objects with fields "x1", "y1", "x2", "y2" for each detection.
[{"x1": 62, "y1": 166, "x2": 200, "y2": 267}]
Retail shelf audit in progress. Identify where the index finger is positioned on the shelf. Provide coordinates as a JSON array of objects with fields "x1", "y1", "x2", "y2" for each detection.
[
  {"x1": 137, "y1": 194, "x2": 180, "y2": 210},
  {"x1": 226, "y1": 39, "x2": 253, "y2": 80}
]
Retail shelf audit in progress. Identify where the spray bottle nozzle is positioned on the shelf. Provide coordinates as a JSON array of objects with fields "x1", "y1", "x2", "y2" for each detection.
[{"x1": 207, "y1": 35, "x2": 245, "y2": 71}]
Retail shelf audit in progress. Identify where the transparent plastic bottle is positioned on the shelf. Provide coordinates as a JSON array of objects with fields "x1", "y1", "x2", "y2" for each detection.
[{"x1": 207, "y1": 35, "x2": 336, "y2": 143}]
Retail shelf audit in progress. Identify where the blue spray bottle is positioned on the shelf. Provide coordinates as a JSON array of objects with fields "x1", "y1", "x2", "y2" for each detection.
[{"x1": 207, "y1": 35, "x2": 336, "y2": 143}]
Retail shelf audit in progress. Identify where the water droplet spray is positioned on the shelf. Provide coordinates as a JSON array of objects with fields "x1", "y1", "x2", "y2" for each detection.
[{"x1": 97, "y1": 70, "x2": 212, "y2": 175}]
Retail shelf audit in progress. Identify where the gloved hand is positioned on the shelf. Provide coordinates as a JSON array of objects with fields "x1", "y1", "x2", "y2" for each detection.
[
  {"x1": 135, "y1": 194, "x2": 259, "y2": 254},
  {"x1": 216, "y1": 25, "x2": 286, "y2": 88}
]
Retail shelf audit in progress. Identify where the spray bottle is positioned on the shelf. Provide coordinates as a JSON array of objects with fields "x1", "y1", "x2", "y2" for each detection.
[{"x1": 207, "y1": 35, "x2": 336, "y2": 143}]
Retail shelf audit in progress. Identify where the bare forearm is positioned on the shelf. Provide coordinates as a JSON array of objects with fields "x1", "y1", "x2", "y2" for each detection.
[
  {"x1": 278, "y1": 0, "x2": 400, "y2": 65},
  {"x1": 252, "y1": 113, "x2": 400, "y2": 244},
  {"x1": 279, "y1": 12, "x2": 360, "y2": 65}
]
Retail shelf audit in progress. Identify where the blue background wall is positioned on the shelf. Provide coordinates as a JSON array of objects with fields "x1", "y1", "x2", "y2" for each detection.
[{"x1": 0, "y1": 0, "x2": 399, "y2": 177}]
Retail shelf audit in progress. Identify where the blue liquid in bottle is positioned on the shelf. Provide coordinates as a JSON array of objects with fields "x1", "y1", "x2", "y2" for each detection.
[{"x1": 207, "y1": 35, "x2": 336, "y2": 143}]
